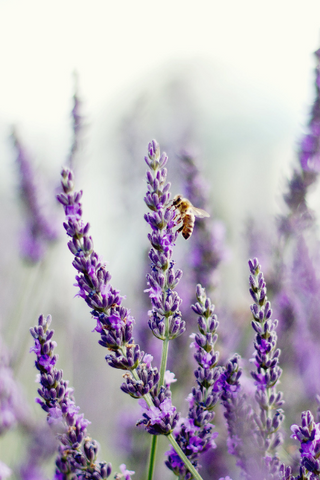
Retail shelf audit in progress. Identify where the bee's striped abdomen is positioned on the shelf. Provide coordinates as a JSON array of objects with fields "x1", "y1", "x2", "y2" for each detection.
[{"x1": 182, "y1": 214, "x2": 195, "y2": 239}]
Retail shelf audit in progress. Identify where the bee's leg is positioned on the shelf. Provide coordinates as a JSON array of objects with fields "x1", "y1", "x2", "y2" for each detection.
[
  {"x1": 174, "y1": 214, "x2": 183, "y2": 225},
  {"x1": 177, "y1": 224, "x2": 184, "y2": 233}
]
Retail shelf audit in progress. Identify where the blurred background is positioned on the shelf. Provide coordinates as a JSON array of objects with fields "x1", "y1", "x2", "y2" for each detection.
[{"x1": 2, "y1": 1, "x2": 320, "y2": 478}]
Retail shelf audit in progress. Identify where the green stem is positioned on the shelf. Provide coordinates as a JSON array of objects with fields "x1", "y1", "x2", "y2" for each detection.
[
  {"x1": 168, "y1": 434, "x2": 204, "y2": 480},
  {"x1": 159, "y1": 336, "x2": 170, "y2": 387},
  {"x1": 144, "y1": 332, "x2": 170, "y2": 480},
  {"x1": 147, "y1": 435, "x2": 158, "y2": 480}
]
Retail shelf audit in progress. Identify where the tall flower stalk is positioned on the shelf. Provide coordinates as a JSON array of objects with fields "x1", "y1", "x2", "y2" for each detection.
[
  {"x1": 66, "y1": 72, "x2": 84, "y2": 170},
  {"x1": 248, "y1": 258, "x2": 284, "y2": 477},
  {"x1": 11, "y1": 129, "x2": 58, "y2": 263},
  {"x1": 219, "y1": 258, "x2": 284, "y2": 480},
  {"x1": 278, "y1": 49, "x2": 320, "y2": 238},
  {"x1": 144, "y1": 140, "x2": 185, "y2": 387},
  {"x1": 166, "y1": 285, "x2": 222, "y2": 479}
]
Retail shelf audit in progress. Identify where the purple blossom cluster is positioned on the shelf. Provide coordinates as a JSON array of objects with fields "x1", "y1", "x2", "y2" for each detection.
[
  {"x1": 166, "y1": 284, "x2": 222, "y2": 479},
  {"x1": 137, "y1": 385, "x2": 179, "y2": 435},
  {"x1": 144, "y1": 140, "x2": 185, "y2": 342},
  {"x1": 248, "y1": 258, "x2": 284, "y2": 475},
  {"x1": 291, "y1": 411, "x2": 320, "y2": 478},
  {"x1": 57, "y1": 169, "x2": 145, "y2": 374},
  {"x1": 30, "y1": 313, "x2": 112, "y2": 479}
]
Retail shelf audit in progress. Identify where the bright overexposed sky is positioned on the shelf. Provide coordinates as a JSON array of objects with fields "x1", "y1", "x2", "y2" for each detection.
[{"x1": 1, "y1": 0, "x2": 320, "y2": 133}]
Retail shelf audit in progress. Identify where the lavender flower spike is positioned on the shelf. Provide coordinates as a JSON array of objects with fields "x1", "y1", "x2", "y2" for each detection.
[
  {"x1": 166, "y1": 285, "x2": 222, "y2": 479},
  {"x1": 66, "y1": 72, "x2": 84, "y2": 170},
  {"x1": 144, "y1": 140, "x2": 185, "y2": 351},
  {"x1": 291, "y1": 410, "x2": 320, "y2": 477},
  {"x1": 220, "y1": 354, "x2": 259, "y2": 476},
  {"x1": 248, "y1": 258, "x2": 284, "y2": 470},
  {"x1": 57, "y1": 168, "x2": 156, "y2": 390},
  {"x1": 279, "y1": 49, "x2": 320, "y2": 236},
  {"x1": 30, "y1": 313, "x2": 112, "y2": 479}
]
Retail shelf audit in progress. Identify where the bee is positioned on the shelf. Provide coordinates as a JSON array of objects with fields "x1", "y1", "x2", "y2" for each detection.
[{"x1": 170, "y1": 194, "x2": 210, "y2": 239}]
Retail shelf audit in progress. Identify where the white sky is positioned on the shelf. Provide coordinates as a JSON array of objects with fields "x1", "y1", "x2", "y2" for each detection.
[{"x1": 1, "y1": 0, "x2": 320, "y2": 134}]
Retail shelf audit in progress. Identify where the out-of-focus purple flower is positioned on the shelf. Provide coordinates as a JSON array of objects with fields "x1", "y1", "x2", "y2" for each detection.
[
  {"x1": 11, "y1": 129, "x2": 58, "y2": 262},
  {"x1": 248, "y1": 258, "x2": 284, "y2": 474},
  {"x1": 278, "y1": 50, "x2": 320, "y2": 237},
  {"x1": 66, "y1": 73, "x2": 85, "y2": 170},
  {"x1": 299, "y1": 49, "x2": 320, "y2": 173},
  {"x1": 0, "y1": 461, "x2": 12, "y2": 480},
  {"x1": 30, "y1": 314, "x2": 112, "y2": 479},
  {"x1": 220, "y1": 353, "x2": 257, "y2": 476},
  {"x1": 178, "y1": 150, "x2": 229, "y2": 292},
  {"x1": 0, "y1": 340, "x2": 24, "y2": 434},
  {"x1": 165, "y1": 285, "x2": 222, "y2": 479},
  {"x1": 19, "y1": 424, "x2": 57, "y2": 480},
  {"x1": 114, "y1": 464, "x2": 135, "y2": 480},
  {"x1": 164, "y1": 370, "x2": 177, "y2": 387}
]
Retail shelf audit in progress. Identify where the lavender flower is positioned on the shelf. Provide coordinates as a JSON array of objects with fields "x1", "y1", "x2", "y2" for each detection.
[
  {"x1": 137, "y1": 386, "x2": 179, "y2": 435},
  {"x1": 248, "y1": 258, "x2": 284, "y2": 472},
  {"x1": 220, "y1": 353, "x2": 260, "y2": 477},
  {"x1": 30, "y1": 313, "x2": 112, "y2": 479},
  {"x1": 291, "y1": 411, "x2": 320, "y2": 477},
  {"x1": 11, "y1": 129, "x2": 58, "y2": 262},
  {"x1": 114, "y1": 464, "x2": 135, "y2": 480},
  {"x1": 57, "y1": 169, "x2": 148, "y2": 377},
  {"x1": 279, "y1": 49, "x2": 320, "y2": 236},
  {"x1": 144, "y1": 140, "x2": 185, "y2": 345},
  {"x1": 66, "y1": 73, "x2": 84, "y2": 170},
  {"x1": 165, "y1": 285, "x2": 222, "y2": 479},
  {"x1": 19, "y1": 424, "x2": 57, "y2": 480},
  {"x1": 219, "y1": 259, "x2": 285, "y2": 480},
  {"x1": 0, "y1": 340, "x2": 24, "y2": 434}
]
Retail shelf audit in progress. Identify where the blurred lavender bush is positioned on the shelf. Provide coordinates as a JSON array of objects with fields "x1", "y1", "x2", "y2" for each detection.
[{"x1": 2, "y1": 48, "x2": 320, "y2": 480}]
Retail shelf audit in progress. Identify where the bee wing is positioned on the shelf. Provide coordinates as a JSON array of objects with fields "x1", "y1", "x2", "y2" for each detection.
[{"x1": 191, "y1": 206, "x2": 210, "y2": 218}]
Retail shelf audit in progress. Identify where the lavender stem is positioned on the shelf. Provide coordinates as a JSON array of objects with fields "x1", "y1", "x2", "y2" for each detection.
[
  {"x1": 167, "y1": 434, "x2": 204, "y2": 480},
  {"x1": 147, "y1": 436, "x2": 158, "y2": 480},
  {"x1": 159, "y1": 337, "x2": 169, "y2": 387}
]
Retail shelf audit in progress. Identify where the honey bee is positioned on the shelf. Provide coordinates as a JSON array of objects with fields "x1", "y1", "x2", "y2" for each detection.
[{"x1": 170, "y1": 194, "x2": 210, "y2": 239}]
